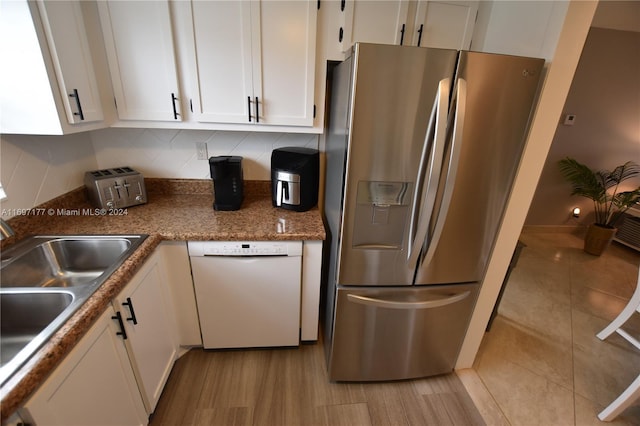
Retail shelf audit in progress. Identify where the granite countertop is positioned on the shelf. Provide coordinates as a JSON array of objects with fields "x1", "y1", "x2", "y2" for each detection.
[{"x1": 0, "y1": 179, "x2": 325, "y2": 421}]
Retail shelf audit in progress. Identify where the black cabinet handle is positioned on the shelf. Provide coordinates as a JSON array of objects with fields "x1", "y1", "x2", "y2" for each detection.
[
  {"x1": 247, "y1": 96, "x2": 252, "y2": 122},
  {"x1": 69, "y1": 89, "x2": 84, "y2": 121},
  {"x1": 340, "y1": 0, "x2": 345, "y2": 11},
  {"x1": 171, "y1": 93, "x2": 180, "y2": 120},
  {"x1": 417, "y1": 24, "x2": 424, "y2": 47},
  {"x1": 338, "y1": 27, "x2": 344, "y2": 43},
  {"x1": 400, "y1": 23, "x2": 405, "y2": 45},
  {"x1": 255, "y1": 96, "x2": 259, "y2": 123},
  {"x1": 122, "y1": 297, "x2": 138, "y2": 325},
  {"x1": 112, "y1": 311, "x2": 127, "y2": 340}
]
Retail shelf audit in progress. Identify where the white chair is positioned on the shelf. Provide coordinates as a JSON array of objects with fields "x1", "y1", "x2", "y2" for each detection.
[{"x1": 596, "y1": 265, "x2": 640, "y2": 421}]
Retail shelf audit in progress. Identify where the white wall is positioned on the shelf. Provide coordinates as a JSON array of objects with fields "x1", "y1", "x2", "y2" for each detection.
[
  {"x1": 0, "y1": 133, "x2": 98, "y2": 216},
  {"x1": 90, "y1": 128, "x2": 318, "y2": 181},
  {"x1": 525, "y1": 27, "x2": 640, "y2": 227}
]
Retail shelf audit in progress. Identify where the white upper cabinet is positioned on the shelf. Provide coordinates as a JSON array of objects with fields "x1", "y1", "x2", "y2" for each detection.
[
  {"x1": 98, "y1": 0, "x2": 182, "y2": 122},
  {"x1": 341, "y1": 0, "x2": 410, "y2": 48},
  {"x1": 190, "y1": 1, "x2": 254, "y2": 124},
  {"x1": 191, "y1": 0, "x2": 317, "y2": 127},
  {"x1": 37, "y1": 1, "x2": 104, "y2": 124},
  {"x1": 0, "y1": 0, "x2": 107, "y2": 135},
  {"x1": 335, "y1": 0, "x2": 478, "y2": 52},
  {"x1": 412, "y1": 1, "x2": 478, "y2": 50}
]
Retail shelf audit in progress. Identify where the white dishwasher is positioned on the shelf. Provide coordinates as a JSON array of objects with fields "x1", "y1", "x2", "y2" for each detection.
[{"x1": 188, "y1": 241, "x2": 302, "y2": 349}]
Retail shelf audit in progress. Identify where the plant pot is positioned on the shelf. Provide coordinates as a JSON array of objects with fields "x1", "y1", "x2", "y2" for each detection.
[{"x1": 584, "y1": 224, "x2": 617, "y2": 256}]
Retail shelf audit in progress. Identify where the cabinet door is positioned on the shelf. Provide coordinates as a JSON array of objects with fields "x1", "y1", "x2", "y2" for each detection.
[
  {"x1": 412, "y1": 1, "x2": 478, "y2": 50},
  {"x1": 191, "y1": 0, "x2": 316, "y2": 127},
  {"x1": 114, "y1": 251, "x2": 178, "y2": 414},
  {"x1": 342, "y1": 0, "x2": 410, "y2": 48},
  {"x1": 191, "y1": 1, "x2": 254, "y2": 124},
  {"x1": 22, "y1": 308, "x2": 147, "y2": 426},
  {"x1": 37, "y1": 0, "x2": 103, "y2": 124},
  {"x1": 255, "y1": 0, "x2": 317, "y2": 126},
  {"x1": 98, "y1": 0, "x2": 182, "y2": 121}
]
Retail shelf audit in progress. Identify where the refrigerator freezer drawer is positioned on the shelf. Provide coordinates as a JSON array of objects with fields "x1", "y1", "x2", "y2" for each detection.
[{"x1": 328, "y1": 283, "x2": 478, "y2": 381}]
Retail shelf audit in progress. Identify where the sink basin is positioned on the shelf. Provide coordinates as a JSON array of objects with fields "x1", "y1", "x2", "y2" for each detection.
[
  {"x1": 1, "y1": 237, "x2": 134, "y2": 288},
  {"x1": 0, "y1": 234, "x2": 147, "y2": 386},
  {"x1": 1, "y1": 291, "x2": 74, "y2": 367}
]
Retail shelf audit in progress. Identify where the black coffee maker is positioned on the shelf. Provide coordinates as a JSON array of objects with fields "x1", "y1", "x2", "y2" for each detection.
[
  {"x1": 271, "y1": 147, "x2": 319, "y2": 212},
  {"x1": 209, "y1": 156, "x2": 243, "y2": 211}
]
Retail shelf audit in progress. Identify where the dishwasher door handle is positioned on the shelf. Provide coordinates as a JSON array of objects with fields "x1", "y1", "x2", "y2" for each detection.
[{"x1": 347, "y1": 291, "x2": 471, "y2": 310}]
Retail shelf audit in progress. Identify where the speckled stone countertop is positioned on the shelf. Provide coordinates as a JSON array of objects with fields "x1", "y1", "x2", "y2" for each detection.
[{"x1": 0, "y1": 179, "x2": 325, "y2": 422}]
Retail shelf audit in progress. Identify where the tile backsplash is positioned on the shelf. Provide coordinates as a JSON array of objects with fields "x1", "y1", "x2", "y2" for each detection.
[
  {"x1": 0, "y1": 132, "x2": 98, "y2": 216},
  {"x1": 0, "y1": 128, "x2": 318, "y2": 218},
  {"x1": 91, "y1": 128, "x2": 319, "y2": 181}
]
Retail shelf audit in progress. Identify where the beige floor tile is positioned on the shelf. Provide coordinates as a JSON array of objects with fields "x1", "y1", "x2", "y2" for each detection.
[
  {"x1": 475, "y1": 231, "x2": 640, "y2": 426},
  {"x1": 477, "y1": 316, "x2": 574, "y2": 389},
  {"x1": 572, "y1": 310, "x2": 640, "y2": 411},
  {"x1": 574, "y1": 392, "x2": 639, "y2": 426},
  {"x1": 476, "y1": 355, "x2": 575, "y2": 425}
]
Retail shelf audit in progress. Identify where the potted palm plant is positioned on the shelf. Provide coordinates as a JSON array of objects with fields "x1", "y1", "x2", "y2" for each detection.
[{"x1": 558, "y1": 157, "x2": 640, "y2": 255}]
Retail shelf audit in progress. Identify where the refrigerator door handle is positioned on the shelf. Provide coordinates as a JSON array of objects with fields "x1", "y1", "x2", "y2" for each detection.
[
  {"x1": 347, "y1": 290, "x2": 471, "y2": 310},
  {"x1": 420, "y1": 78, "x2": 467, "y2": 268},
  {"x1": 408, "y1": 78, "x2": 450, "y2": 265}
]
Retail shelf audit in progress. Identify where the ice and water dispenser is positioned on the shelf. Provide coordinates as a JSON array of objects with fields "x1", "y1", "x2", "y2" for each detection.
[{"x1": 352, "y1": 181, "x2": 411, "y2": 249}]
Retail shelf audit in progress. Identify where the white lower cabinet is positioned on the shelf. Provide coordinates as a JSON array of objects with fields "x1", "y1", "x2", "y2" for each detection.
[
  {"x1": 112, "y1": 250, "x2": 178, "y2": 414},
  {"x1": 20, "y1": 249, "x2": 178, "y2": 425},
  {"x1": 20, "y1": 307, "x2": 148, "y2": 426}
]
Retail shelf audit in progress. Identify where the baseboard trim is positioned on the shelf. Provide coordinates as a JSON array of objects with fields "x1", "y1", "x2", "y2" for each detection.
[{"x1": 456, "y1": 368, "x2": 510, "y2": 426}]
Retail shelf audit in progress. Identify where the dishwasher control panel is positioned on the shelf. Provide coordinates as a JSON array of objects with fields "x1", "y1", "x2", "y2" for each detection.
[{"x1": 187, "y1": 241, "x2": 303, "y2": 257}]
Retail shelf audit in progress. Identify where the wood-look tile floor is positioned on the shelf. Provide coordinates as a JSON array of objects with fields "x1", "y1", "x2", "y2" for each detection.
[{"x1": 150, "y1": 338, "x2": 485, "y2": 426}]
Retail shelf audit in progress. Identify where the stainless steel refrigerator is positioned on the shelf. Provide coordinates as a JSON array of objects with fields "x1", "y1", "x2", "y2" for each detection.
[{"x1": 323, "y1": 43, "x2": 544, "y2": 382}]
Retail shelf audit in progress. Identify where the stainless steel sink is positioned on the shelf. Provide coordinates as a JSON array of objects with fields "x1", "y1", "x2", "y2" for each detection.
[
  {"x1": 1, "y1": 290, "x2": 74, "y2": 367},
  {"x1": 1, "y1": 237, "x2": 134, "y2": 287},
  {"x1": 0, "y1": 235, "x2": 147, "y2": 385}
]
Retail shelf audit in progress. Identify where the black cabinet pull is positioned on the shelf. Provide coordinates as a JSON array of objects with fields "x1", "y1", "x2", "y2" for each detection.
[
  {"x1": 339, "y1": 27, "x2": 344, "y2": 43},
  {"x1": 417, "y1": 24, "x2": 424, "y2": 47},
  {"x1": 171, "y1": 93, "x2": 180, "y2": 120},
  {"x1": 340, "y1": 0, "x2": 345, "y2": 11},
  {"x1": 122, "y1": 297, "x2": 138, "y2": 325},
  {"x1": 112, "y1": 311, "x2": 127, "y2": 340},
  {"x1": 400, "y1": 23, "x2": 405, "y2": 45},
  {"x1": 247, "y1": 96, "x2": 252, "y2": 122},
  {"x1": 255, "y1": 96, "x2": 259, "y2": 123},
  {"x1": 69, "y1": 89, "x2": 84, "y2": 121}
]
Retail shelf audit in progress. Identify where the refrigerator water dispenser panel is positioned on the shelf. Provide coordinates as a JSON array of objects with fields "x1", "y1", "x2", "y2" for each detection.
[{"x1": 352, "y1": 181, "x2": 411, "y2": 249}]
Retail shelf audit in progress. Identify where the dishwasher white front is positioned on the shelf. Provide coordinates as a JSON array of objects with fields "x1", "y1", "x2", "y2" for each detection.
[{"x1": 188, "y1": 241, "x2": 302, "y2": 349}]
